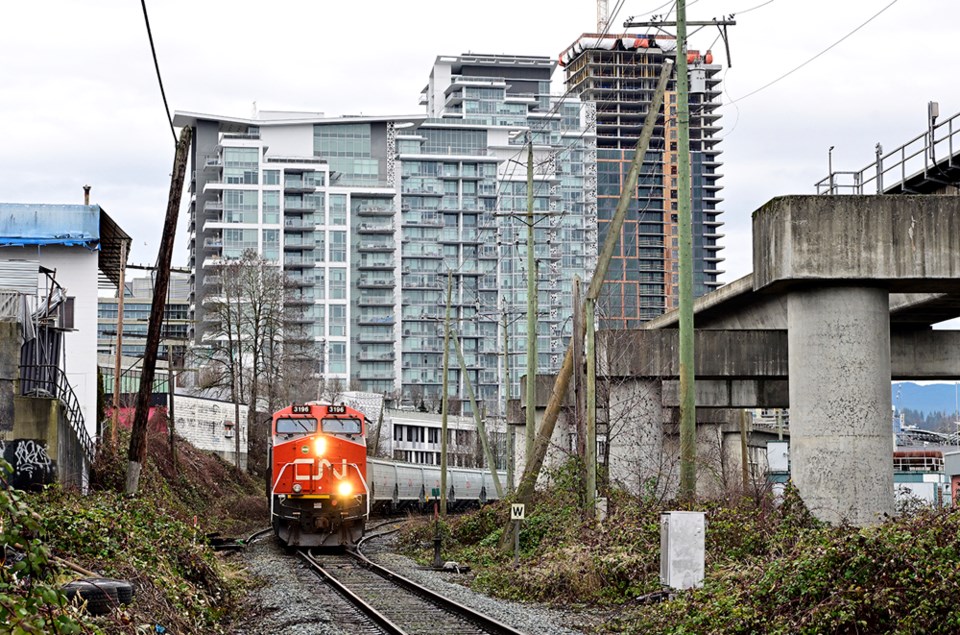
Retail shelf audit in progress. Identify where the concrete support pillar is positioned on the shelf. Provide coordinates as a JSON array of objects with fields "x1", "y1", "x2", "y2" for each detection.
[
  {"x1": 607, "y1": 378, "x2": 666, "y2": 498},
  {"x1": 787, "y1": 286, "x2": 893, "y2": 525}
]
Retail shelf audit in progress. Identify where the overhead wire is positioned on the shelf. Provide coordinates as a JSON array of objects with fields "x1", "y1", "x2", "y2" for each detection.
[
  {"x1": 139, "y1": 0, "x2": 177, "y2": 145},
  {"x1": 728, "y1": 0, "x2": 901, "y2": 104}
]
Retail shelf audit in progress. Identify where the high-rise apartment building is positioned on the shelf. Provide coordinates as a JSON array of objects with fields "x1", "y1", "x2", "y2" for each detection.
[
  {"x1": 561, "y1": 34, "x2": 724, "y2": 325},
  {"x1": 173, "y1": 53, "x2": 595, "y2": 414}
]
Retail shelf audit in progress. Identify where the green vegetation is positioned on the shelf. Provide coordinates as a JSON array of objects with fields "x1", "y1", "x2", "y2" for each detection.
[
  {"x1": 4, "y1": 424, "x2": 266, "y2": 634},
  {"x1": 397, "y1": 460, "x2": 960, "y2": 634}
]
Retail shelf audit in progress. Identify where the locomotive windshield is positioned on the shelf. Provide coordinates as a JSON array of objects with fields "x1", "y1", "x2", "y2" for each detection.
[
  {"x1": 275, "y1": 417, "x2": 318, "y2": 434},
  {"x1": 321, "y1": 417, "x2": 362, "y2": 435}
]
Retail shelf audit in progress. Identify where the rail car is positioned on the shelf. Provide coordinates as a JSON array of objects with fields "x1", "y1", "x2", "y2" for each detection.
[
  {"x1": 368, "y1": 459, "x2": 506, "y2": 513},
  {"x1": 268, "y1": 402, "x2": 369, "y2": 547}
]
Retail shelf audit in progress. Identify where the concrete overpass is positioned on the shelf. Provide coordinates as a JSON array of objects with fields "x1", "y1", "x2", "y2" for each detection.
[{"x1": 597, "y1": 195, "x2": 960, "y2": 525}]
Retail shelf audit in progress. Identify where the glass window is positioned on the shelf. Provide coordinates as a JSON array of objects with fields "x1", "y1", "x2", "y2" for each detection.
[
  {"x1": 264, "y1": 170, "x2": 280, "y2": 185},
  {"x1": 315, "y1": 269, "x2": 325, "y2": 299},
  {"x1": 329, "y1": 341, "x2": 346, "y2": 373},
  {"x1": 329, "y1": 194, "x2": 347, "y2": 225},
  {"x1": 329, "y1": 268, "x2": 346, "y2": 299},
  {"x1": 263, "y1": 229, "x2": 279, "y2": 261},
  {"x1": 329, "y1": 231, "x2": 346, "y2": 262},
  {"x1": 223, "y1": 147, "x2": 259, "y2": 184},
  {"x1": 224, "y1": 190, "x2": 258, "y2": 223},
  {"x1": 275, "y1": 417, "x2": 317, "y2": 434},
  {"x1": 314, "y1": 230, "x2": 326, "y2": 261},
  {"x1": 223, "y1": 228, "x2": 257, "y2": 259},
  {"x1": 321, "y1": 418, "x2": 362, "y2": 434},
  {"x1": 263, "y1": 191, "x2": 279, "y2": 224}
]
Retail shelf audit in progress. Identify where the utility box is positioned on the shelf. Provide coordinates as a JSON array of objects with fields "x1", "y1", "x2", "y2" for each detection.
[
  {"x1": 660, "y1": 511, "x2": 705, "y2": 590},
  {"x1": 767, "y1": 441, "x2": 790, "y2": 473}
]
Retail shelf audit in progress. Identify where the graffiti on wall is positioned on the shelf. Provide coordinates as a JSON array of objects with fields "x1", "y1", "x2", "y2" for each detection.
[{"x1": 0, "y1": 438, "x2": 56, "y2": 490}]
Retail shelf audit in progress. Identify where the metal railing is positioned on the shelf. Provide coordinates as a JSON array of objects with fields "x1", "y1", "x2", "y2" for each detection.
[
  {"x1": 19, "y1": 364, "x2": 95, "y2": 462},
  {"x1": 816, "y1": 108, "x2": 960, "y2": 194}
]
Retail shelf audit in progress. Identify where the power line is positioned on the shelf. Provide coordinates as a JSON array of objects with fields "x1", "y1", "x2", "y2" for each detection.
[
  {"x1": 729, "y1": 0, "x2": 901, "y2": 104},
  {"x1": 731, "y1": 0, "x2": 776, "y2": 16},
  {"x1": 139, "y1": 0, "x2": 176, "y2": 145}
]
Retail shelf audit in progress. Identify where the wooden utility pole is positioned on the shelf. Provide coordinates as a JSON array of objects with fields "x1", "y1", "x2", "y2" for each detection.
[
  {"x1": 125, "y1": 125, "x2": 191, "y2": 496},
  {"x1": 675, "y1": 0, "x2": 697, "y2": 502},
  {"x1": 503, "y1": 310, "x2": 514, "y2": 492},
  {"x1": 167, "y1": 342, "x2": 177, "y2": 475},
  {"x1": 585, "y1": 297, "x2": 597, "y2": 514},
  {"x1": 572, "y1": 277, "x2": 586, "y2": 498},
  {"x1": 509, "y1": 61, "x2": 673, "y2": 514},
  {"x1": 524, "y1": 136, "x2": 537, "y2": 462},
  {"x1": 440, "y1": 271, "x2": 453, "y2": 516},
  {"x1": 111, "y1": 240, "x2": 127, "y2": 450},
  {"x1": 739, "y1": 409, "x2": 750, "y2": 496},
  {"x1": 453, "y1": 332, "x2": 503, "y2": 497}
]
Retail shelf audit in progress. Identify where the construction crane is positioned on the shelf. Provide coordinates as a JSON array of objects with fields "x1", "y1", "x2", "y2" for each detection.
[{"x1": 597, "y1": 0, "x2": 608, "y2": 33}]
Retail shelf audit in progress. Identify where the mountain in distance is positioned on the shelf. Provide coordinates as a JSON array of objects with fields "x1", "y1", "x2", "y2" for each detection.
[{"x1": 892, "y1": 382, "x2": 960, "y2": 417}]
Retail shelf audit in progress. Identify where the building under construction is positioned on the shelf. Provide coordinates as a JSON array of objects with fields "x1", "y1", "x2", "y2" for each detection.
[{"x1": 561, "y1": 33, "x2": 724, "y2": 325}]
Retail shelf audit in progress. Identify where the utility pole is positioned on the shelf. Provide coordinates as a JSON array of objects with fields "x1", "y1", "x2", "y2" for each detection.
[
  {"x1": 508, "y1": 61, "x2": 673, "y2": 519},
  {"x1": 168, "y1": 342, "x2": 177, "y2": 476},
  {"x1": 572, "y1": 277, "x2": 586, "y2": 498},
  {"x1": 111, "y1": 240, "x2": 127, "y2": 450},
  {"x1": 585, "y1": 297, "x2": 597, "y2": 515},
  {"x1": 503, "y1": 309, "x2": 514, "y2": 492},
  {"x1": 453, "y1": 331, "x2": 503, "y2": 497},
  {"x1": 675, "y1": 0, "x2": 697, "y2": 502},
  {"x1": 739, "y1": 409, "x2": 749, "y2": 496},
  {"x1": 525, "y1": 135, "x2": 537, "y2": 463},
  {"x1": 126, "y1": 125, "x2": 191, "y2": 496},
  {"x1": 624, "y1": 7, "x2": 736, "y2": 503},
  {"x1": 440, "y1": 271, "x2": 453, "y2": 516}
]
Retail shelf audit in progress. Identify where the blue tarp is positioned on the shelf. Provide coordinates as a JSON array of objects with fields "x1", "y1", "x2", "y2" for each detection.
[{"x1": 0, "y1": 203, "x2": 101, "y2": 250}]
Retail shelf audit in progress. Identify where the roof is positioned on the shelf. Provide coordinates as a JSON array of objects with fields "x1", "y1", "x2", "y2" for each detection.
[
  {"x1": 172, "y1": 110, "x2": 427, "y2": 131},
  {"x1": 0, "y1": 203, "x2": 131, "y2": 287}
]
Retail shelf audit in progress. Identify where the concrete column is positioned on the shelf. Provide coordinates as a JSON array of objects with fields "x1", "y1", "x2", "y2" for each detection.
[
  {"x1": 607, "y1": 378, "x2": 666, "y2": 498},
  {"x1": 787, "y1": 286, "x2": 893, "y2": 525}
]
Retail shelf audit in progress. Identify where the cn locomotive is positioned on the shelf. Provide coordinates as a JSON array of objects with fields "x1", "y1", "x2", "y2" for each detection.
[{"x1": 268, "y1": 402, "x2": 368, "y2": 547}]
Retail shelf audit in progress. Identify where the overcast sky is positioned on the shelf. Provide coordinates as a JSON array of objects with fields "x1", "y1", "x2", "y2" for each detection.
[{"x1": 3, "y1": 0, "x2": 959, "y2": 283}]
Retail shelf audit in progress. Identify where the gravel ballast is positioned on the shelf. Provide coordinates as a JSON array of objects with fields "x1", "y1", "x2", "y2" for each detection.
[{"x1": 228, "y1": 533, "x2": 597, "y2": 634}]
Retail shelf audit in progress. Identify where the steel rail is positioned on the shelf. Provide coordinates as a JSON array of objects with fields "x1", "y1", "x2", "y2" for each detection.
[{"x1": 298, "y1": 550, "x2": 405, "y2": 635}]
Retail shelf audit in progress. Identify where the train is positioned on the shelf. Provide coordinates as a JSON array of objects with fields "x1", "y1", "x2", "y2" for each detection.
[{"x1": 268, "y1": 401, "x2": 506, "y2": 547}]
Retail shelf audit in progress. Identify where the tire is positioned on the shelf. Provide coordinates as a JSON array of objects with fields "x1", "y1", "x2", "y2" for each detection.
[
  {"x1": 62, "y1": 580, "x2": 118, "y2": 615},
  {"x1": 83, "y1": 577, "x2": 135, "y2": 605}
]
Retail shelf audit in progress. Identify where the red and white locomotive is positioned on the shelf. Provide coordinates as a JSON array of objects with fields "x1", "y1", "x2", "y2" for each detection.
[{"x1": 268, "y1": 402, "x2": 368, "y2": 547}]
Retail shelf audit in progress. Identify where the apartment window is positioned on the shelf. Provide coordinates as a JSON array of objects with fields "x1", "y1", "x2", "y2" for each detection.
[
  {"x1": 329, "y1": 341, "x2": 346, "y2": 373},
  {"x1": 329, "y1": 231, "x2": 346, "y2": 262},
  {"x1": 264, "y1": 170, "x2": 280, "y2": 185},
  {"x1": 329, "y1": 268, "x2": 346, "y2": 299},
  {"x1": 263, "y1": 191, "x2": 280, "y2": 224},
  {"x1": 262, "y1": 229, "x2": 279, "y2": 261},
  {"x1": 314, "y1": 230, "x2": 326, "y2": 261},
  {"x1": 329, "y1": 304, "x2": 346, "y2": 336},
  {"x1": 313, "y1": 269, "x2": 326, "y2": 300},
  {"x1": 223, "y1": 147, "x2": 259, "y2": 184},
  {"x1": 223, "y1": 228, "x2": 257, "y2": 259},
  {"x1": 330, "y1": 195, "x2": 347, "y2": 226},
  {"x1": 224, "y1": 190, "x2": 258, "y2": 223}
]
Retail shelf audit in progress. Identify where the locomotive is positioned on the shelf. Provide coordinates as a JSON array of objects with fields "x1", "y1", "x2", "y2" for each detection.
[
  {"x1": 268, "y1": 402, "x2": 368, "y2": 547},
  {"x1": 269, "y1": 401, "x2": 509, "y2": 547}
]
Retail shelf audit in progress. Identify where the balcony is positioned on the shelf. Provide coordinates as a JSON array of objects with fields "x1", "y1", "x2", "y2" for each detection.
[
  {"x1": 358, "y1": 314, "x2": 396, "y2": 326},
  {"x1": 357, "y1": 222, "x2": 393, "y2": 234},
  {"x1": 356, "y1": 205, "x2": 395, "y2": 216},
  {"x1": 358, "y1": 242, "x2": 394, "y2": 252},
  {"x1": 357, "y1": 277, "x2": 395, "y2": 289},
  {"x1": 358, "y1": 351, "x2": 396, "y2": 362},
  {"x1": 283, "y1": 216, "x2": 315, "y2": 231},
  {"x1": 283, "y1": 238, "x2": 313, "y2": 250},
  {"x1": 283, "y1": 255, "x2": 314, "y2": 268},
  {"x1": 357, "y1": 259, "x2": 395, "y2": 270}
]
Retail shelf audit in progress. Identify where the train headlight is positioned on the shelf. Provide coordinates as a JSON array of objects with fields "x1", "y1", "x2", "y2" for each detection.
[
  {"x1": 292, "y1": 483, "x2": 303, "y2": 494},
  {"x1": 337, "y1": 481, "x2": 353, "y2": 497},
  {"x1": 313, "y1": 437, "x2": 327, "y2": 457}
]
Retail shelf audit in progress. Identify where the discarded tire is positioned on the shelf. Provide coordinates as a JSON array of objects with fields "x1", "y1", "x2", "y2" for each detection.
[
  {"x1": 84, "y1": 577, "x2": 135, "y2": 604},
  {"x1": 61, "y1": 577, "x2": 134, "y2": 614}
]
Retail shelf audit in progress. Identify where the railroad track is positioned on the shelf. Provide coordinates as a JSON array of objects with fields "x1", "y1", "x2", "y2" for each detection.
[{"x1": 299, "y1": 532, "x2": 526, "y2": 635}]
